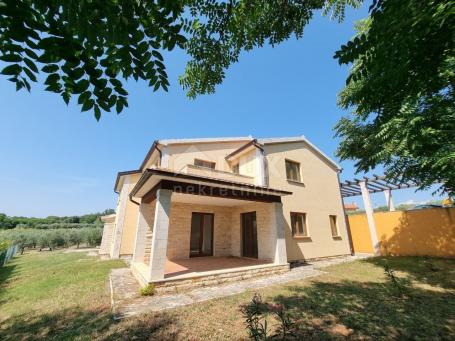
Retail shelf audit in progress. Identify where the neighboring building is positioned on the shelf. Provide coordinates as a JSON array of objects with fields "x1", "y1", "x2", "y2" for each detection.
[
  {"x1": 344, "y1": 202, "x2": 359, "y2": 212},
  {"x1": 100, "y1": 136, "x2": 351, "y2": 290}
]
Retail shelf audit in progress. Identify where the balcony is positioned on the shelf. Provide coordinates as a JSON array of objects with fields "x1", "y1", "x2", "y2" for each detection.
[{"x1": 181, "y1": 164, "x2": 255, "y2": 185}]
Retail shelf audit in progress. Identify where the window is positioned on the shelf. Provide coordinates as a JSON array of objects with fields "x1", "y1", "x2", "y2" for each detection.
[
  {"x1": 285, "y1": 159, "x2": 301, "y2": 182},
  {"x1": 329, "y1": 215, "x2": 340, "y2": 237},
  {"x1": 291, "y1": 212, "x2": 308, "y2": 237},
  {"x1": 232, "y1": 163, "x2": 240, "y2": 174},
  {"x1": 194, "y1": 159, "x2": 215, "y2": 169}
]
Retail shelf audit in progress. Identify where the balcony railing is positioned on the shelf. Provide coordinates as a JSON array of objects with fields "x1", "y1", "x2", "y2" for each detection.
[{"x1": 181, "y1": 164, "x2": 255, "y2": 185}]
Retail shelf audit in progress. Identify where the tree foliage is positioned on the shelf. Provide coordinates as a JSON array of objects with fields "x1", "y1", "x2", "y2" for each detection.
[
  {"x1": 334, "y1": 0, "x2": 455, "y2": 195},
  {"x1": 0, "y1": 0, "x2": 360, "y2": 119},
  {"x1": 0, "y1": 227, "x2": 103, "y2": 253},
  {"x1": 0, "y1": 209, "x2": 113, "y2": 229}
]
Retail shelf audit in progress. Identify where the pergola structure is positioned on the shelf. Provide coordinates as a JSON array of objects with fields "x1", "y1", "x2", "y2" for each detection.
[{"x1": 340, "y1": 174, "x2": 419, "y2": 255}]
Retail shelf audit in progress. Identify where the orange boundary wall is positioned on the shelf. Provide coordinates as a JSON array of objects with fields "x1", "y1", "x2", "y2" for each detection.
[{"x1": 347, "y1": 207, "x2": 455, "y2": 257}]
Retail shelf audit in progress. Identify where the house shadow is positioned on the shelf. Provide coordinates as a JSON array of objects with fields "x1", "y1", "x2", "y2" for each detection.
[
  {"x1": 369, "y1": 208, "x2": 455, "y2": 289},
  {"x1": 0, "y1": 307, "x2": 179, "y2": 341},
  {"x1": 272, "y1": 279, "x2": 455, "y2": 340},
  {"x1": 0, "y1": 263, "x2": 17, "y2": 306},
  {"x1": 376, "y1": 208, "x2": 455, "y2": 258}
]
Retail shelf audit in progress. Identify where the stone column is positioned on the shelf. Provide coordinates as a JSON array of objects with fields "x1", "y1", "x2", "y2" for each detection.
[
  {"x1": 132, "y1": 200, "x2": 154, "y2": 263},
  {"x1": 148, "y1": 189, "x2": 172, "y2": 281},
  {"x1": 359, "y1": 181, "x2": 380, "y2": 254},
  {"x1": 271, "y1": 202, "x2": 288, "y2": 264},
  {"x1": 110, "y1": 176, "x2": 130, "y2": 258},
  {"x1": 384, "y1": 189, "x2": 395, "y2": 211}
]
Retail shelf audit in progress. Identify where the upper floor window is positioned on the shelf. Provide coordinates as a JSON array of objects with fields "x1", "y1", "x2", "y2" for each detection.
[
  {"x1": 285, "y1": 159, "x2": 301, "y2": 182},
  {"x1": 291, "y1": 212, "x2": 308, "y2": 237},
  {"x1": 232, "y1": 163, "x2": 240, "y2": 174},
  {"x1": 329, "y1": 215, "x2": 340, "y2": 237},
  {"x1": 194, "y1": 159, "x2": 215, "y2": 170}
]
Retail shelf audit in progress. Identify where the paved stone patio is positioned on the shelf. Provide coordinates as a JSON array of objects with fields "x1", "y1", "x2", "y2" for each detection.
[{"x1": 110, "y1": 255, "x2": 368, "y2": 319}]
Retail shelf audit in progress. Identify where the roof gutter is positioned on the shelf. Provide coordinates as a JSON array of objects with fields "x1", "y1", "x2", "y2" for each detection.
[
  {"x1": 225, "y1": 139, "x2": 263, "y2": 161},
  {"x1": 130, "y1": 168, "x2": 292, "y2": 198},
  {"x1": 114, "y1": 169, "x2": 141, "y2": 193},
  {"x1": 129, "y1": 193, "x2": 140, "y2": 206},
  {"x1": 139, "y1": 140, "x2": 159, "y2": 171}
]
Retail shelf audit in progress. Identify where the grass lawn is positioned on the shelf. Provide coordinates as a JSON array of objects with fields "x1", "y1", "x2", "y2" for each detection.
[{"x1": 0, "y1": 251, "x2": 454, "y2": 340}]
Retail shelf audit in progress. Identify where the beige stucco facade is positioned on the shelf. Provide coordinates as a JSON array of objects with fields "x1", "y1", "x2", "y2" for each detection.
[
  {"x1": 102, "y1": 136, "x2": 351, "y2": 280},
  {"x1": 264, "y1": 142, "x2": 350, "y2": 260}
]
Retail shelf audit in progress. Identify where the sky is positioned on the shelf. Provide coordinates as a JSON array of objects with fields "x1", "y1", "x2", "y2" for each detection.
[{"x1": 0, "y1": 3, "x2": 444, "y2": 217}]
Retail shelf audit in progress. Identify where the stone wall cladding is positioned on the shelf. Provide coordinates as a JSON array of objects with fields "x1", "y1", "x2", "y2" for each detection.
[
  {"x1": 166, "y1": 202, "x2": 277, "y2": 261},
  {"x1": 153, "y1": 264, "x2": 290, "y2": 294},
  {"x1": 231, "y1": 202, "x2": 276, "y2": 261},
  {"x1": 99, "y1": 223, "x2": 114, "y2": 255},
  {"x1": 166, "y1": 202, "x2": 233, "y2": 260}
]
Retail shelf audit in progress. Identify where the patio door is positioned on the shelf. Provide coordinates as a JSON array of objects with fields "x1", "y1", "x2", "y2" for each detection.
[
  {"x1": 190, "y1": 213, "x2": 214, "y2": 257},
  {"x1": 241, "y1": 212, "x2": 258, "y2": 258}
]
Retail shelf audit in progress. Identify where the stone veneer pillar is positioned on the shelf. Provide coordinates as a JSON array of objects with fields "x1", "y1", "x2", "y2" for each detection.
[
  {"x1": 110, "y1": 176, "x2": 130, "y2": 258},
  {"x1": 147, "y1": 189, "x2": 172, "y2": 281},
  {"x1": 132, "y1": 201, "x2": 151, "y2": 263},
  {"x1": 271, "y1": 202, "x2": 288, "y2": 264}
]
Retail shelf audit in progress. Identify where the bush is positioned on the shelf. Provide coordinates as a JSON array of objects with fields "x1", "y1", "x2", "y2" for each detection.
[
  {"x1": 140, "y1": 283, "x2": 156, "y2": 296},
  {"x1": 0, "y1": 240, "x2": 11, "y2": 252},
  {"x1": 240, "y1": 293, "x2": 296, "y2": 340}
]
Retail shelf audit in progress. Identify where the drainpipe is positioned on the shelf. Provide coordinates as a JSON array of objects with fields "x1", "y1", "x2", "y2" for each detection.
[{"x1": 260, "y1": 147, "x2": 269, "y2": 187}]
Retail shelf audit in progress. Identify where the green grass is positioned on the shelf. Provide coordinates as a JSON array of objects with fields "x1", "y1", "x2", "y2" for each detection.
[{"x1": 0, "y1": 251, "x2": 454, "y2": 340}]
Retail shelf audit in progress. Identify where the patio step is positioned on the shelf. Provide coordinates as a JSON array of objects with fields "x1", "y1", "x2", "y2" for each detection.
[
  {"x1": 152, "y1": 263, "x2": 290, "y2": 294},
  {"x1": 143, "y1": 230, "x2": 153, "y2": 264}
]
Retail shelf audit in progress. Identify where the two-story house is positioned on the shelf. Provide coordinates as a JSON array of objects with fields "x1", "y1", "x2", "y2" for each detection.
[{"x1": 100, "y1": 136, "x2": 351, "y2": 291}]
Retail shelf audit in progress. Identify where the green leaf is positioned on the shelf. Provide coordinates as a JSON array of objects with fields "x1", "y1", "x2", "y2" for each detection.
[
  {"x1": 75, "y1": 79, "x2": 90, "y2": 93},
  {"x1": 42, "y1": 64, "x2": 59, "y2": 73},
  {"x1": 0, "y1": 54, "x2": 22, "y2": 62},
  {"x1": 1, "y1": 64, "x2": 22, "y2": 75},
  {"x1": 62, "y1": 92, "x2": 71, "y2": 105},
  {"x1": 94, "y1": 105, "x2": 101, "y2": 121},
  {"x1": 109, "y1": 78, "x2": 122, "y2": 87},
  {"x1": 78, "y1": 91, "x2": 91, "y2": 105},
  {"x1": 116, "y1": 100, "x2": 124, "y2": 114},
  {"x1": 24, "y1": 58, "x2": 38, "y2": 72},
  {"x1": 23, "y1": 67, "x2": 37, "y2": 82},
  {"x1": 114, "y1": 86, "x2": 128, "y2": 96},
  {"x1": 81, "y1": 99, "x2": 95, "y2": 112},
  {"x1": 24, "y1": 48, "x2": 39, "y2": 60},
  {"x1": 45, "y1": 73, "x2": 60, "y2": 86}
]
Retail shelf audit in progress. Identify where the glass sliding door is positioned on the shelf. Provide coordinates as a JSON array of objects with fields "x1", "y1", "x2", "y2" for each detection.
[
  {"x1": 190, "y1": 212, "x2": 214, "y2": 257},
  {"x1": 241, "y1": 211, "x2": 258, "y2": 258}
]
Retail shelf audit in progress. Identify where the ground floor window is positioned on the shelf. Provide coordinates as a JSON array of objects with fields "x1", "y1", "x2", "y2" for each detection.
[
  {"x1": 291, "y1": 212, "x2": 308, "y2": 237},
  {"x1": 329, "y1": 215, "x2": 340, "y2": 237}
]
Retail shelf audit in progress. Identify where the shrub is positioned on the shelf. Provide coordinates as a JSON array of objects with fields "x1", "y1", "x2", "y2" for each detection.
[
  {"x1": 240, "y1": 293, "x2": 295, "y2": 340},
  {"x1": 140, "y1": 283, "x2": 156, "y2": 296},
  {"x1": 0, "y1": 240, "x2": 11, "y2": 252},
  {"x1": 383, "y1": 264, "x2": 410, "y2": 298}
]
